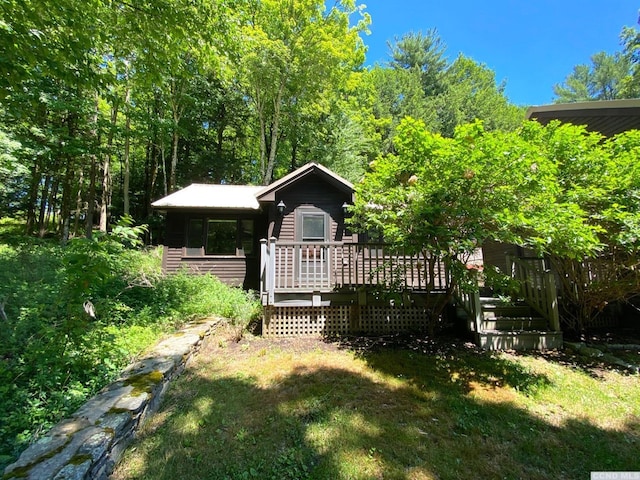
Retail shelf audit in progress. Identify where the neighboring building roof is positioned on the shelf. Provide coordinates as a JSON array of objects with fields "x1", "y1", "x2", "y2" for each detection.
[
  {"x1": 256, "y1": 162, "x2": 354, "y2": 202},
  {"x1": 151, "y1": 184, "x2": 262, "y2": 210},
  {"x1": 526, "y1": 99, "x2": 640, "y2": 137}
]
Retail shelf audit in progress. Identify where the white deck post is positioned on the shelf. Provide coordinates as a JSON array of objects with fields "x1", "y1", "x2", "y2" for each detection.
[
  {"x1": 472, "y1": 289, "x2": 483, "y2": 333},
  {"x1": 260, "y1": 238, "x2": 268, "y2": 305},
  {"x1": 268, "y1": 237, "x2": 277, "y2": 305}
]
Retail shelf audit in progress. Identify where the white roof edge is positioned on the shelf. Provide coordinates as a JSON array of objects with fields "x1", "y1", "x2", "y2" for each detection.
[
  {"x1": 151, "y1": 184, "x2": 263, "y2": 210},
  {"x1": 256, "y1": 162, "x2": 354, "y2": 199}
]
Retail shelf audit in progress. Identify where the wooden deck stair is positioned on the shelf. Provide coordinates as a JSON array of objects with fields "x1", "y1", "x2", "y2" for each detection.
[{"x1": 474, "y1": 296, "x2": 563, "y2": 351}]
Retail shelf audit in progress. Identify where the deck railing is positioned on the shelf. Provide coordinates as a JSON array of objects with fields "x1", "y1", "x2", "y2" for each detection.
[
  {"x1": 260, "y1": 238, "x2": 449, "y2": 304},
  {"x1": 453, "y1": 283, "x2": 483, "y2": 333},
  {"x1": 509, "y1": 255, "x2": 560, "y2": 331}
]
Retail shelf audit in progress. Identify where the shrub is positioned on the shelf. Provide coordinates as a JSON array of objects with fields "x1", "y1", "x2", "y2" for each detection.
[{"x1": 0, "y1": 222, "x2": 260, "y2": 470}]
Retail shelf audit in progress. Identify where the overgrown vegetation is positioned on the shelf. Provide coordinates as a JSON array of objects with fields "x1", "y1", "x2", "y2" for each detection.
[
  {"x1": 0, "y1": 219, "x2": 260, "y2": 470},
  {"x1": 112, "y1": 329, "x2": 640, "y2": 480},
  {"x1": 352, "y1": 119, "x2": 640, "y2": 333}
]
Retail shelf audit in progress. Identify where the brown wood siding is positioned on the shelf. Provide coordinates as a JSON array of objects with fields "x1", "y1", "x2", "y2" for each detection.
[
  {"x1": 164, "y1": 246, "x2": 255, "y2": 288},
  {"x1": 271, "y1": 175, "x2": 350, "y2": 243},
  {"x1": 161, "y1": 210, "x2": 266, "y2": 290},
  {"x1": 482, "y1": 240, "x2": 519, "y2": 273},
  {"x1": 179, "y1": 257, "x2": 249, "y2": 287}
]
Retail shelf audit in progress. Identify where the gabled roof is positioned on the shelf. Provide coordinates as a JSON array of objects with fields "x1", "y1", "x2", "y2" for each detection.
[
  {"x1": 151, "y1": 163, "x2": 354, "y2": 211},
  {"x1": 256, "y1": 162, "x2": 353, "y2": 202},
  {"x1": 151, "y1": 184, "x2": 262, "y2": 210},
  {"x1": 526, "y1": 99, "x2": 640, "y2": 137}
]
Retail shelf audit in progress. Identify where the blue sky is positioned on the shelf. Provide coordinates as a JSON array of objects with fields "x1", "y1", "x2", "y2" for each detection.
[{"x1": 360, "y1": 1, "x2": 638, "y2": 106}]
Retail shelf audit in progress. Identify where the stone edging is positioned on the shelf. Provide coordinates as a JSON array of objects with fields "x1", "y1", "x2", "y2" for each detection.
[
  {"x1": 564, "y1": 341, "x2": 640, "y2": 373},
  {"x1": 3, "y1": 318, "x2": 220, "y2": 480}
]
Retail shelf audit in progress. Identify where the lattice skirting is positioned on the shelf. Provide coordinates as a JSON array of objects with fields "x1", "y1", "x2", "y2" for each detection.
[{"x1": 262, "y1": 305, "x2": 432, "y2": 337}]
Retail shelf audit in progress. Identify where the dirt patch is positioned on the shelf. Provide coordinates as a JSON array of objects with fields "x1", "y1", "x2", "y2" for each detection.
[
  {"x1": 210, "y1": 323, "x2": 640, "y2": 377},
  {"x1": 210, "y1": 326, "x2": 482, "y2": 363}
]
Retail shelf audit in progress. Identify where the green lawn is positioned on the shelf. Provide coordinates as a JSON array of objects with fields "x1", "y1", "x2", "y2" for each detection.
[{"x1": 112, "y1": 325, "x2": 640, "y2": 480}]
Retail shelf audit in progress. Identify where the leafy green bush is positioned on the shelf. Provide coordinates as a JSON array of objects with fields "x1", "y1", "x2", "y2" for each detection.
[
  {"x1": 150, "y1": 271, "x2": 261, "y2": 324},
  {"x1": 0, "y1": 220, "x2": 260, "y2": 470}
]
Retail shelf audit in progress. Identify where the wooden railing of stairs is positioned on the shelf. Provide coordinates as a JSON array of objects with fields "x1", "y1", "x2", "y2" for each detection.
[{"x1": 454, "y1": 256, "x2": 562, "y2": 351}]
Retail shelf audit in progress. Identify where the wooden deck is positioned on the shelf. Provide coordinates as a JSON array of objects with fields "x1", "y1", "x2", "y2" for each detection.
[
  {"x1": 258, "y1": 238, "x2": 562, "y2": 349},
  {"x1": 259, "y1": 238, "x2": 449, "y2": 306}
]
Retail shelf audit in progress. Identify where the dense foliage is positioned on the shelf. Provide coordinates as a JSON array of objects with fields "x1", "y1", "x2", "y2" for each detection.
[
  {"x1": 0, "y1": 1, "x2": 526, "y2": 240},
  {"x1": 352, "y1": 118, "x2": 640, "y2": 332},
  {"x1": 0, "y1": 220, "x2": 260, "y2": 469}
]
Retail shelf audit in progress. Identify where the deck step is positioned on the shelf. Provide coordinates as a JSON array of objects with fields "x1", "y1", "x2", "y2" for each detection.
[
  {"x1": 476, "y1": 330, "x2": 563, "y2": 351},
  {"x1": 480, "y1": 317, "x2": 547, "y2": 331},
  {"x1": 467, "y1": 295, "x2": 562, "y2": 350},
  {"x1": 481, "y1": 305, "x2": 533, "y2": 318}
]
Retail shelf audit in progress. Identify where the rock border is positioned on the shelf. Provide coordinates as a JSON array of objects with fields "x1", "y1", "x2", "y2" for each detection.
[
  {"x1": 564, "y1": 341, "x2": 640, "y2": 373},
  {"x1": 3, "y1": 318, "x2": 220, "y2": 480}
]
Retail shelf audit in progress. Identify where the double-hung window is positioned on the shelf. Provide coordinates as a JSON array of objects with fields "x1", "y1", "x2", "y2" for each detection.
[{"x1": 297, "y1": 208, "x2": 329, "y2": 242}]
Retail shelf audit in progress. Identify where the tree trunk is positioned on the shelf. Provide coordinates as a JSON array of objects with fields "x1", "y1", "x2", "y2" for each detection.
[
  {"x1": 85, "y1": 155, "x2": 97, "y2": 239},
  {"x1": 59, "y1": 166, "x2": 75, "y2": 245},
  {"x1": 100, "y1": 100, "x2": 118, "y2": 231},
  {"x1": 25, "y1": 161, "x2": 40, "y2": 235},
  {"x1": 257, "y1": 104, "x2": 268, "y2": 184},
  {"x1": 45, "y1": 177, "x2": 60, "y2": 232},
  {"x1": 169, "y1": 78, "x2": 183, "y2": 193},
  {"x1": 123, "y1": 87, "x2": 131, "y2": 216},
  {"x1": 262, "y1": 81, "x2": 286, "y2": 185},
  {"x1": 37, "y1": 175, "x2": 51, "y2": 238},
  {"x1": 85, "y1": 98, "x2": 99, "y2": 239},
  {"x1": 161, "y1": 142, "x2": 167, "y2": 197},
  {"x1": 73, "y1": 168, "x2": 84, "y2": 236},
  {"x1": 170, "y1": 129, "x2": 179, "y2": 192},
  {"x1": 60, "y1": 107, "x2": 78, "y2": 245},
  {"x1": 99, "y1": 155, "x2": 111, "y2": 232}
]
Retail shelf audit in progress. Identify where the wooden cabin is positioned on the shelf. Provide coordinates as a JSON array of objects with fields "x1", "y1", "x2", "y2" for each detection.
[{"x1": 153, "y1": 163, "x2": 450, "y2": 337}]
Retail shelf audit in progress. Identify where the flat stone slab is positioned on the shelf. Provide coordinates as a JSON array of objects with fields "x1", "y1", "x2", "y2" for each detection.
[{"x1": 3, "y1": 318, "x2": 220, "y2": 480}]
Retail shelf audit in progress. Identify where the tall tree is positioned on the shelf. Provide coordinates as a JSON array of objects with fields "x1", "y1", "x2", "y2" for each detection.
[
  {"x1": 240, "y1": 0, "x2": 369, "y2": 185},
  {"x1": 388, "y1": 29, "x2": 447, "y2": 97},
  {"x1": 383, "y1": 32, "x2": 522, "y2": 139},
  {"x1": 553, "y1": 51, "x2": 633, "y2": 103},
  {"x1": 436, "y1": 55, "x2": 524, "y2": 136},
  {"x1": 620, "y1": 25, "x2": 640, "y2": 98}
]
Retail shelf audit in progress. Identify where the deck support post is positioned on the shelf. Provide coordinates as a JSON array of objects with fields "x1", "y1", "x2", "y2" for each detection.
[
  {"x1": 545, "y1": 271, "x2": 561, "y2": 331},
  {"x1": 260, "y1": 239, "x2": 268, "y2": 305},
  {"x1": 268, "y1": 237, "x2": 277, "y2": 305}
]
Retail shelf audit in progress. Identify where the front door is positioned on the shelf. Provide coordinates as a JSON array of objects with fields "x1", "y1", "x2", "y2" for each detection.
[{"x1": 297, "y1": 208, "x2": 330, "y2": 288}]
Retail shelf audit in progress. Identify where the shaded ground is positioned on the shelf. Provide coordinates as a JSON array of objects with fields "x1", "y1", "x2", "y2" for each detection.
[
  {"x1": 112, "y1": 325, "x2": 640, "y2": 480},
  {"x1": 231, "y1": 328, "x2": 640, "y2": 377}
]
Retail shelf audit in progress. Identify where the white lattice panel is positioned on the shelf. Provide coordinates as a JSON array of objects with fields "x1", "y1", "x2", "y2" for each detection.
[{"x1": 263, "y1": 306, "x2": 352, "y2": 337}]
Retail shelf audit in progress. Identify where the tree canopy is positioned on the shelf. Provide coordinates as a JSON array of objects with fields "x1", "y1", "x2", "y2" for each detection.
[
  {"x1": 553, "y1": 24, "x2": 640, "y2": 102},
  {"x1": 0, "y1": 1, "x2": 527, "y2": 240},
  {"x1": 352, "y1": 117, "x2": 640, "y2": 331}
]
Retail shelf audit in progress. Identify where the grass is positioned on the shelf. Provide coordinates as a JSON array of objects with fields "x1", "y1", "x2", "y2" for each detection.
[
  {"x1": 112, "y1": 326, "x2": 640, "y2": 480},
  {"x1": 0, "y1": 220, "x2": 261, "y2": 469}
]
